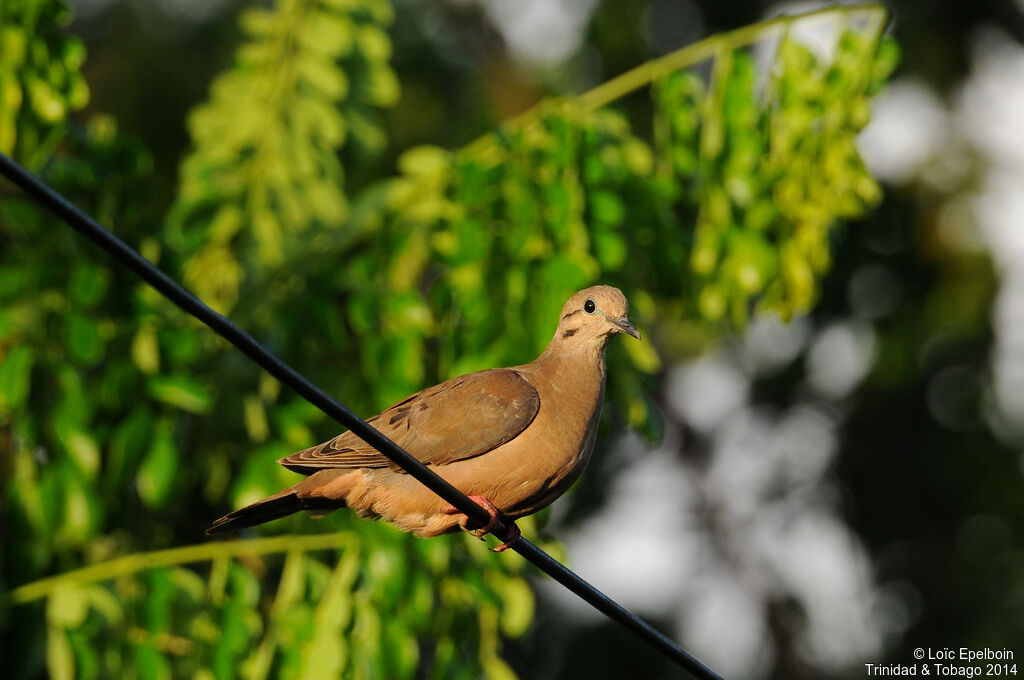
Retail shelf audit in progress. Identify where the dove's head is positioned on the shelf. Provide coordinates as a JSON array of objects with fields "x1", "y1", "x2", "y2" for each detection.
[{"x1": 553, "y1": 285, "x2": 640, "y2": 350}]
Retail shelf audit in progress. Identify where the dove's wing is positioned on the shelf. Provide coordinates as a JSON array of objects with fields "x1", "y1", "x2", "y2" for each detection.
[{"x1": 278, "y1": 369, "x2": 540, "y2": 474}]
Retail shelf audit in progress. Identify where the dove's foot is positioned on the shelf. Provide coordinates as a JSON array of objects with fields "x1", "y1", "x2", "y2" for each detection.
[{"x1": 445, "y1": 495, "x2": 521, "y2": 552}]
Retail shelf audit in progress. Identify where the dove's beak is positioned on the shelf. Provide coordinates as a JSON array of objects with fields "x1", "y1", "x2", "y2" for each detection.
[{"x1": 613, "y1": 317, "x2": 641, "y2": 340}]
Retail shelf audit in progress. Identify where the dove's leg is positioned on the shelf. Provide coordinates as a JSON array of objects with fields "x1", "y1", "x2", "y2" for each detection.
[{"x1": 444, "y1": 495, "x2": 521, "y2": 552}]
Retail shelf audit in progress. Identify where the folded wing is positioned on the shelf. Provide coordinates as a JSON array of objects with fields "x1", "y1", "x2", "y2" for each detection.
[{"x1": 278, "y1": 368, "x2": 540, "y2": 474}]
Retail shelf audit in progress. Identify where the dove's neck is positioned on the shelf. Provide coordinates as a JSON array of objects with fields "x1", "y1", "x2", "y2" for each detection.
[{"x1": 532, "y1": 334, "x2": 608, "y2": 385}]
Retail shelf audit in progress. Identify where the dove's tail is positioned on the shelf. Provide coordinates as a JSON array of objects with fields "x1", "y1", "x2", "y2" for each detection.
[
  {"x1": 206, "y1": 487, "x2": 306, "y2": 535},
  {"x1": 206, "y1": 470, "x2": 359, "y2": 535}
]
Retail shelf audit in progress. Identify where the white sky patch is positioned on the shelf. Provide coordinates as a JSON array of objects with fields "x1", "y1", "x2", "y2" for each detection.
[
  {"x1": 991, "y1": 267, "x2": 1024, "y2": 428},
  {"x1": 679, "y1": 569, "x2": 774, "y2": 680},
  {"x1": 479, "y1": 0, "x2": 599, "y2": 65},
  {"x1": 773, "y1": 404, "x2": 837, "y2": 486},
  {"x1": 957, "y1": 28, "x2": 1024, "y2": 174},
  {"x1": 705, "y1": 408, "x2": 787, "y2": 521},
  {"x1": 741, "y1": 315, "x2": 812, "y2": 376},
  {"x1": 703, "y1": 404, "x2": 837, "y2": 526},
  {"x1": 768, "y1": 1, "x2": 839, "y2": 61},
  {"x1": 972, "y1": 171, "x2": 1024, "y2": 270},
  {"x1": 957, "y1": 29, "x2": 1024, "y2": 272},
  {"x1": 666, "y1": 354, "x2": 750, "y2": 432},
  {"x1": 751, "y1": 510, "x2": 883, "y2": 670},
  {"x1": 858, "y1": 79, "x2": 953, "y2": 184},
  {"x1": 805, "y1": 321, "x2": 877, "y2": 399},
  {"x1": 952, "y1": 28, "x2": 1024, "y2": 437}
]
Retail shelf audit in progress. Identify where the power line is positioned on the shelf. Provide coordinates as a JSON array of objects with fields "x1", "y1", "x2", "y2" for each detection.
[{"x1": 0, "y1": 152, "x2": 726, "y2": 680}]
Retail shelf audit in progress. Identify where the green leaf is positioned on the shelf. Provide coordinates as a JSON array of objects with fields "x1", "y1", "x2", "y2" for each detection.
[
  {"x1": 588, "y1": 190, "x2": 624, "y2": 226},
  {"x1": 368, "y1": 66, "x2": 400, "y2": 107},
  {"x1": 239, "y1": 7, "x2": 275, "y2": 38},
  {"x1": 871, "y1": 36, "x2": 901, "y2": 91},
  {"x1": 68, "y1": 262, "x2": 109, "y2": 308},
  {"x1": 699, "y1": 283, "x2": 727, "y2": 321},
  {"x1": 724, "y1": 231, "x2": 777, "y2": 294},
  {"x1": 398, "y1": 145, "x2": 449, "y2": 178},
  {"x1": 482, "y1": 656, "x2": 518, "y2": 680},
  {"x1": 0, "y1": 263, "x2": 32, "y2": 297},
  {"x1": 368, "y1": 545, "x2": 404, "y2": 602},
  {"x1": 623, "y1": 332, "x2": 662, "y2": 373},
  {"x1": 297, "y1": 54, "x2": 349, "y2": 100},
  {"x1": 383, "y1": 620, "x2": 419, "y2": 678},
  {"x1": 36, "y1": 466, "x2": 65, "y2": 540},
  {"x1": 1, "y1": 26, "x2": 28, "y2": 65},
  {"x1": 136, "y1": 424, "x2": 179, "y2": 509},
  {"x1": 299, "y1": 629, "x2": 346, "y2": 680},
  {"x1": 132, "y1": 325, "x2": 160, "y2": 374},
  {"x1": 63, "y1": 429, "x2": 100, "y2": 479},
  {"x1": 133, "y1": 644, "x2": 170, "y2": 680},
  {"x1": 65, "y1": 311, "x2": 104, "y2": 365},
  {"x1": 28, "y1": 77, "x2": 65, "y2": 122},
  {"x1": 48, "y1": 583, "x2": 89, "y2": 629},
  {"x1": 275, "y1": 550, "x2": 307, "y2": 610},
  {"x1": 159, "y1": 328, "x2": 202, "y2": 366},
  {"x1": 355, "y1": 24, "x2": 391, "y2": 62},
  {"x1": 301, "y1": 10, "x2": 355, "y2": 56},
  {"x1": 593, "y1": 230, "x2": 627, "y2": 270},
  {"x1": 46, "y1": 626, "x2": 75, "y2": 680},
  {"x1": 146, "y1": 374, "x2": 213, "y2": 414},
  {"x1": 243, "y1": 394, "x2": 269, "y2": 443},
  {"x1": 84, "y1": 585, "x2": 124, "y2": 626},
  {"x1": 67, "y1": 629, "x2": 99, "y2": 680},
  {"x1": 0, "y1": 345, "x2": 33, "y2": 414},
  {"x1": 487, "y1": 573, "x2": 534, "y2": 638},
  {"x1": 106, "y1": 409, "x2": 152, "y2": 491},
  {"x1": 299, "y1": 551, "x2": 359, "y2": 679},
  {"x1": 59, "y1": 468, "x2": 100, "y2": 542}
]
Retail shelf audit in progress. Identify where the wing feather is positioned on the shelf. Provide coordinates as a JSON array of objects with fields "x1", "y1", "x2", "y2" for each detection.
[{"x1": 278, "y1": 369, "x2": 540, "y2": 474}]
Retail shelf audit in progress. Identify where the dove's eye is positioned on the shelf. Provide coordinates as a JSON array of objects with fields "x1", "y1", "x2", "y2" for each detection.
[{"x1": 583, "y1": 299, "x2": 596, "y2": 314}]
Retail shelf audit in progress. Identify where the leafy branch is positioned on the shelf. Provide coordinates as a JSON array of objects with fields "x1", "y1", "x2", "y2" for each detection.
[
  {"x1": 10, "y1": 533, "x2": 355, "y2": 604},
  {"x1": 577, "y1": 2, "x2": 887, "y2": 111}
]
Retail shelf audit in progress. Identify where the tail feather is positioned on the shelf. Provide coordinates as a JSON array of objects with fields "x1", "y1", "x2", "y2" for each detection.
[{"x1": 206, "y1": 489, "x2": 304, "y2": 535}]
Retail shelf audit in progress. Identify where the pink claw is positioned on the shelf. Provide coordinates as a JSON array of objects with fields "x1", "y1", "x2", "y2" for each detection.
[{"x1": 444, "y1": 495, "x2": 521, "y2": 552}]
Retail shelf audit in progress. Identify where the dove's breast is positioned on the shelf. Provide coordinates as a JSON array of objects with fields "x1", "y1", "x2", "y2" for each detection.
[{"x1": 483, "y1": 351, "x2": 607, "y2": 517}]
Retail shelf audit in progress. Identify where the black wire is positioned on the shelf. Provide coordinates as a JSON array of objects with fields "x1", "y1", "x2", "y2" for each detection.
[{"x1": 0, "y1": 152, "x2": 726, "y2": 680}]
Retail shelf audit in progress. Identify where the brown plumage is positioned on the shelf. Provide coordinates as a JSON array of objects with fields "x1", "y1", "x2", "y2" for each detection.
[{"x1": 207, "y1": 285, "x2": 639, "y2": 550}]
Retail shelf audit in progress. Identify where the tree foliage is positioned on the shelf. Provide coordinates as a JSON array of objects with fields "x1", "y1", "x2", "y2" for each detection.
[
  {"x1": 168, "y1": 0, "x2": 399, "y2": 312},
  {"x1": 0, "y1": 0, "x2": 88, "y2": 166},
  {"x1": 0, "y1": 2, "x2": 895, "y2": 678}
]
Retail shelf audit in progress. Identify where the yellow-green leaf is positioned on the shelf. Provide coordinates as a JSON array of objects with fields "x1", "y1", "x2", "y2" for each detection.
[
  {"x1": 46, "y1": 626, "x2": 74, "y2": 680},
  {"x1": 132, "y1": 326, "x2": 160, "y2": 375},
  {"x1": 136, "y1": 425, "x2": 180, "y2": 509},
  {"x1": 147, "y1": 375, "x2": 213, "y2": 414},
  {"x1": 0, "y1": 345, "x2": 33, "y2": 414}
]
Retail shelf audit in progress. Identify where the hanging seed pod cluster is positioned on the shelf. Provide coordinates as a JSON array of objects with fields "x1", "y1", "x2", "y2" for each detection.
[
  {"x1": 0, "y1": 0, "x2": 89, "y2": 164},
  {"x1": 660, "y1": 22, "x2": 899, "y2": 325}
]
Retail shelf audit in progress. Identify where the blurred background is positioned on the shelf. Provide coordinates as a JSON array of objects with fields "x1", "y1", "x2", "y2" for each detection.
[{"x1": 2, "y1": 0, "x2": 1023, "y2": 678}]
